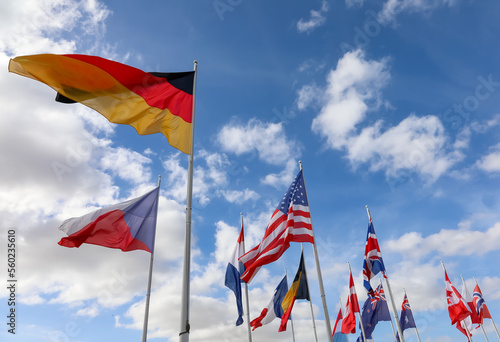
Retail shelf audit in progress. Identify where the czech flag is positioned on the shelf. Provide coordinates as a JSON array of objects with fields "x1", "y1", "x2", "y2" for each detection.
[
  {"x1": 58, "y1": 186, "x2": 159, "y2": 253},
  {"x1": 8, "y1": 54, "x2": 194, "y2": 154}
]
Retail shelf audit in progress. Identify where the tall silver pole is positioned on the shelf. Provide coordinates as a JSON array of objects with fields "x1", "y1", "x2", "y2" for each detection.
[
  {"x1": 241, "y1": 213, "x2": 253, "y2": 342},
  {"x1": 142, "y1": 176, "x2": 161, "y2": 342},
  {"x1": 348, "y1": 262, "x2": 367, "y2": 342},
  {"x1": 474, "y1": 277, "x2": 500, "y2": 341},
  {"x1": 301, "y1": 244, "x2": 319, "y2": 342},
  {"x1": 179, "y1": 61, "x2": 197, "y2": 342},
  {"x1": 365, "y1": 206, "x2": 405, "y2": 342},
  {"x1": 339, "y1": 297, "x2": 350, "y2": 342},
  {"x1": 285, "y1": 267, "x2": 297, "y2": 342},
  {"x1": 403, "y1": 289, "x2": 421, "y2": 342},
  {"x1": 461, "y1": 275, "x2": 485, "y2": 342},
  {"x1": 299, "y1": 161, "x2": 333, "y2": 342},
  {"x1": 379, "y1": 278, "x2": 397, "y2": 342}
]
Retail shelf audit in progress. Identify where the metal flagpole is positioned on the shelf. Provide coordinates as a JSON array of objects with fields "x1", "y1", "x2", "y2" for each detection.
[
  {"x1": 179, "y1": 61, "x2": 197, "y2": 342},
  {"x1": 241, "y1": 213, "x2": 253, "y2": 342},
  {"x1": 348, "y1": 262, "x2": 368, "y2": 342},
  {"x1": 403, "y1": 289, "x2": 421, "y2": 342},
  {"x1": 142, "y1": 176, "x2": 161, "y2": 342},
  {"x1": 285, "y1": 267, "x2": 297, "y2": 342},
  {"x1": 299, "y1": 161, "x2": 333, "y2": 342},
  {"x1": 379, "y1": 278, "x2": 398, "y2": 342},
  {"x1": 339, "y1": 297, "x2": 350, "y2": 342},
  {"x1": 461, "y1": 275, "x2": 487, "y2": 342},
  {"x1": 365, "y1": 206, "x2": 405, "y2": 342},
  {"x1": 441, "y1": 262, "x2": 472, "y2": 342},
  {"x1": 474, "y1": 277, "x2": 500, "y2": 341},
  {"x1": 301, "y1": 244, "x2": 319, "y2": 342}
]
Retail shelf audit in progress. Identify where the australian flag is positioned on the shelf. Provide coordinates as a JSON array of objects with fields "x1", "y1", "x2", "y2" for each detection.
[
  {"x1": 362, "y1": 219, "x2": 386, "y2": 294},
  {"x1": 357, "y1": 284, "x2": 391, "y2": 341},
  {"x1": 396, "y1": 293, "x2": 417, "y2": 341}
]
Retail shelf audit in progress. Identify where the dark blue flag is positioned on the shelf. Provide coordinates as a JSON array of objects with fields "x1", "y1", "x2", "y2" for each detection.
[
  {"x1": 357, "y1": 284, "x2": 391, "y2": 342},
  {"x1": 396, "y1": 293, "x2": 417, "y2": 341}
]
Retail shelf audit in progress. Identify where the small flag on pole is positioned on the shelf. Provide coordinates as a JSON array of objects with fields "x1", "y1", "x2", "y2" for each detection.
[
  {"x1": 333, "y1": 308, "x2": 348, "y2": 342},
  {"x1": 8, "y1": 54, "x2": 195, "y2": 154},
  {"x1": 473, "y1": 283, "x2": 492, "y2": 324},
  {"x1": 396, "y1": 293, "x2": 417, "y2": 341},
  {"x1": 356, "y1": 283, "x2": 391, "y2": 341},
  {"x1": 342, "y1": 270, "x2": 360, "y2": 334},
  {"x1": 225, "y1": 225, "x2": 246, "y2": 326},
  {"x1": 279, "y1": 252, "x2": 310, "y2": 332},
  {"x1": 58, "y1": 186, "x2": 160, "y2": 253},
  {"x1": 444, "y1": 270, "x2": 471, "y2": 325},
  {"x1": 239, "y1": 169, "x2": 314, "y2": 283},
  {"x1": 250, "y1": 276, "x2": 288, "y2": 330}
]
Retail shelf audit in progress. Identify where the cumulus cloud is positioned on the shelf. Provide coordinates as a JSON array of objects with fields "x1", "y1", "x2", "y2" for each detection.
[
  {"x1": 476, "y1": 142, "x2": 500, "y2": 173},
  {"x1": 297, "y1": 1, "x2": 329, "y2": 33},
  {"x1": 305, "y1": 49, "x2": 466, "y2": 182}
]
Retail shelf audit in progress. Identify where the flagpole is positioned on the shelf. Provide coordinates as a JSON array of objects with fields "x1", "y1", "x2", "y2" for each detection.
[
  {"x1": 339, "y1": 297, "x2": 350, "y2": 342},
  {"x1": 365, "y1": 206, "x2": 405, "y2": 342},
  {"x1": 285, "y1": 267, "x2": 297, "y2": 342},
  {"x1": 474, "y1": 278, "x2": 500, "y2": 341},
  {"x1": 441, "y1": 262, "x2": 472, "y2": 342},
  {"x1": 301, "y1": 244, "x2": 319, "y2": 342},
  {"x1": 348, "y1": 262, "x2": 367, "y2": 342},
  {"x1": 142, "y1": 176, "x2": 161, "y2": 342},
  {"x1": 403, "y1": 289, "x2": 421, "y2": 342},
  {"x1": 179, "y1": 60, "x2": 197, "y2": 342},
  {"x1": 379, "y1": 278, "x2": 398, "y2": 342},
  {"x1": 461, "y1": 275, "x2": 487, "y2": 342},
  {"x1": 241, "y1": 213, "x2": 253, "y2": 342},
  {"x1": 299, "y1": 161, "x2": 333, "y2": 342}
]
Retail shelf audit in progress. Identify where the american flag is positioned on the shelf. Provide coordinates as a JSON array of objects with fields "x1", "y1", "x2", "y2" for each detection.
[
  {"x1": 362, "y1": 220, "x2": 386, "y2": 293},
  {"x1": 239, "y1": 169, "x2": 314, "y2": 283}
]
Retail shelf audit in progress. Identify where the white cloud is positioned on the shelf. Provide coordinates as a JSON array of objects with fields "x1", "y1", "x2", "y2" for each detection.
[
  {"x1": 297, "y1": 1, "x2": 329, "y2": 33},
  {"x1": 476, "y1": 142, "x2": 500, "y2": 173},
  {"x1": 385, "y1": 222, "x2": 500, "y2": 259},
  {"x1": 296, "y1": 83, "x2": 322, "y2": 110},
  {"x1": 308, "y1": 49, "x2": 466, "y2": 181},
  {"x1": 378, "y1": 0, "x2": 456, "y2": 24},
  {"x1": 220, "y1": 188, "x2": 260, "y2": 203}
]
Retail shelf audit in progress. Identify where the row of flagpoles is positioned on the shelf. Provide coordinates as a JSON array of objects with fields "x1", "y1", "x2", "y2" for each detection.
[
  {"x1": 224, "y1": 168, "x2": 500, "y2": 342},
  {"x1": 8, "y1": 53, "x2": 499, "y2": 341}
]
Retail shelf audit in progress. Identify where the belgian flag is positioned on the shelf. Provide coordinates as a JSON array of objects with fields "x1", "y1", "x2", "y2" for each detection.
[
  {"x1": 8, "y1": 54, "x2": 195, "y2": 154},
  {"x1": 279, "y1": 251, "x2": 310, "y2": 332}
]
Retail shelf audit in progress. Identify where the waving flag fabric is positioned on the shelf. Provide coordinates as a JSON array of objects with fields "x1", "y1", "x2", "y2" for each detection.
[
  {"x1": 396, "y1": 293, "x2": 417, "y2": 341},
  {"x1": 250, "y1": 276, "x2": 288, "y2": 330},
  {"x1": 362, "y1": 220, "x2": 386, "y2": 294},
  {"x1": 342, "y1": 271, "x2": 360, "y2": 334},
  {"x1": 445, "y1": 271, "x2": 471, "y2": 325},
  {"x1": 473, "y1": 284, "x2": 492, "y2": 324},
  {"x1": 9, "y1": 54, "x2": 194, "y2": 154},
  {"x1": 279, "y1": 252, "x2": 310, "y2": 332},
  {"x1": 225, "y1": 225, "x2": 246, "y2": 326},
  {"x1": 333, "y1": 309, "x2": 348, "y2": 342},
  {"x1": 356, "y1": 284, "x2": 391, "y2": 341},
  {"x1": 239, "y1": 170, "x2": 314, "y2": 283},
  {"x1": 59, "y1": 186, "x2": 159, "y2": 253}
]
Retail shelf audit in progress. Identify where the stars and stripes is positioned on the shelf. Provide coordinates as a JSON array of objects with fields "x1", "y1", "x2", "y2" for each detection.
[{"x1": 239, "y1": 170, "x2": 314, "y2": 283}]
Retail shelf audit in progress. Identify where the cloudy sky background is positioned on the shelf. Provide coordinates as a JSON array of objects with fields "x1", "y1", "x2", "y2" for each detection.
[{"x1": 1, "y1": 1, "x2": 500, "y2": 341}]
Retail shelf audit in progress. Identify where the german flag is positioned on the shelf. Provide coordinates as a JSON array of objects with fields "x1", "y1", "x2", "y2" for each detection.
[
  {"x1": 8, "y1": 54, "x2": 195, "y2": 154},
  {"x1": 279, "y1": 252, "x2": 310, "y2": 332}
]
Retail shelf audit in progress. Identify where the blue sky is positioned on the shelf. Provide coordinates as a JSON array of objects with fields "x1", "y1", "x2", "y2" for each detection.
[{"x1": 1, "y1": 0, "x2": 500, "y2": 341}]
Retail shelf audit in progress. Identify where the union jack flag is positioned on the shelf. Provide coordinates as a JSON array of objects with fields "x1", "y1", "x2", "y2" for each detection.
[
  {"x1": 362, "y1": 219, "x2": 386, "y2": 293},
  {"x1": 239, "y1": 170, "x2": 314, "y2": 283},
  {"x1": 401, "y1": 293, "x2": 411, "y2": 311}
]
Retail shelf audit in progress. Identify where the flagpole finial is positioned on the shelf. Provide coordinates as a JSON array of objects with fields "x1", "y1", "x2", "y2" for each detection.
[
  {"x1": 157, "y1": 175, "x2": 161, "y2": 186},
  {"x1": 298, "y1": 160, "x2": 303, "y2": 170}
]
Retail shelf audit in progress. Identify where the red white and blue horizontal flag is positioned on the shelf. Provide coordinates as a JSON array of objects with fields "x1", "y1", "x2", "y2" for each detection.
[
  {"x1": 224, "y1": 225, "x2": 246, "y2": 326},
  {"x1": 239, "y1": 170, "x2": 314, "y2": 283},
  {"x1": 362, "y1": 219, "x2": 386, "y2": 294},
  {"x1": 58, "y1": 186, "x2": 159, "y2": 253},
  {"x1": 333, "y1": 308, "x2": 348, "y2": 342}
]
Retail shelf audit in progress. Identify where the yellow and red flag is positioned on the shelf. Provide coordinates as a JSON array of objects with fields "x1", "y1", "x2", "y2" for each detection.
[{"x1": 9, "y1": 54, "x2": 194, "y2": 154}]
